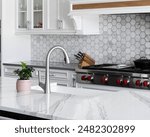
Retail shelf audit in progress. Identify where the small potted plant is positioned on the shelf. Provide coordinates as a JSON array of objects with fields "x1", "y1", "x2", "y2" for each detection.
[{"x1": 14, "y1": 62, "x2": 35, "y2": 92}]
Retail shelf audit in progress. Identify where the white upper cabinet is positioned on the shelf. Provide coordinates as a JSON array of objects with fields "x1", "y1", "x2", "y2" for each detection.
[
  {"x1": 32, "y1": 0, "x2": 44, "y2": 30},
  {"x1": 47, "y1": 0, "x2": 75, "y2": 33},
  {"x1": 16, "y1": 0, "x2": 76, "y2": 34},
  {"x1": 16, "y1": 0, "x2": 45, "y2": 32},
  {"x1": 17, "y1": 0, "x2": 28, "y2": 30}
]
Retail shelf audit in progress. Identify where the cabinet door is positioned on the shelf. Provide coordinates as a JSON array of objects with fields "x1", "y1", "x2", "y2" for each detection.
[
  {"x1": 31, "y1": 0, "x2": 45, "y2": 29},
  {"x1": 47, "y1": 0, "x2": 74, "y2": 30},
  {"x1": 59, "y1": 0, "x2": 74, "y2": 30},
  {"x1": 47, "y1": 0, "x2": 58, "y2": 29},
  {"x1": 17, "y1": 0, "x2": 29, "y2": 30}
]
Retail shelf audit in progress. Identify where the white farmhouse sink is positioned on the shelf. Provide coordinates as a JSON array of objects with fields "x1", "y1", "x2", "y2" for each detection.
[{"x1": 31, "y1": 83, "x2": 119, "y2": 97}]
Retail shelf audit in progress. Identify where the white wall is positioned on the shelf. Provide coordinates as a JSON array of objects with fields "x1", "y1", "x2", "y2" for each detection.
[
  {"x1": 1, "y1": 0, "x2": 31, "y2": 64},
  {"x1": 0, "y1": 0, "x2": 1, "y2": 19}
]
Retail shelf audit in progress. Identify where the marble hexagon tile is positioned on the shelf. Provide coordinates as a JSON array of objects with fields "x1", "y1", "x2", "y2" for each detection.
[{"x1": 31, "y1": 13, "x2": 150, "y2": 65}]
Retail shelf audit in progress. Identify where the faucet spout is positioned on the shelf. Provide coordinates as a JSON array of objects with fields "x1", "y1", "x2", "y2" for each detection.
[{"x1": 38, "y1": 46, "x2": 70, "y2": 94}]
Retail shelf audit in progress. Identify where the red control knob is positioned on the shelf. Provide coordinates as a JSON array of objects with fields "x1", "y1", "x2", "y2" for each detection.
[
  {"x1": 116, "y1": 79, "x2": 122, "y2": 85},
  {"x1": 135, "y1": 80, "x2": 141, "y2": 87},
  {"x1": 101, "y1": 76, "x2": 108, "y2": 84},
  {"x1": 87, "y1": 76, "x2": 93, "y2": 81},
  {"x1": 123, "y1": 79, "x2": 129, "y2": 86},
  {"x1": 81, "y1": 75, "x2": 87, "y2": 81},
  {"x1": 143, "y1": 81, "x2": 149, "y2": 87}
]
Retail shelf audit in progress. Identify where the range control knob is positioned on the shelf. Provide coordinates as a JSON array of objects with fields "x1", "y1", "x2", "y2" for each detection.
[
  {"x1": 101, "y1": 75, "x2": 109, "y2": 84},
  {"x1": 123, "y1": 79, "x2": 130, "y2": 86},
  {"x1": 143, "y1": 81, "x2": 150, "y2": 87},
  {"x1": 135, "y1": 80, "x2": 141, "y2": 87},
  {"x1": 116, "y1": 79, "x2": 122, "y2": 85},
  {"x1": 87, "y1": 76, "x2": 93, "y2": 81},
  {"x1": 81, "y1": 75, "x2": 87, "y2": 81}
]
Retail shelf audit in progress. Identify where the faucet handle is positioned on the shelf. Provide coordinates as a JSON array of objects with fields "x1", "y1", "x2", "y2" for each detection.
[
  {"x1": 64, "y1": 56, "x2": 70, "y2": 64},
  {"x1": 64, "y1": 57, "x2": 67, "y2": 63}
]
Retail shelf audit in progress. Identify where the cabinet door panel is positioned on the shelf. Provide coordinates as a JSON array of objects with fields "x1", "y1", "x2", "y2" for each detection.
[
  {"x1": 17, "y1": 0, "x2": 28, "y2": 29},
  {"x1": 48, "y1": 0, "x2": 74, "y2": 30},
  {"x1": 59, "y1": 0, "x2": 74, "y2": 30},
  {"x1": 48, "y1": 0, "x2": 58, "y2": 29},
  {"x1": 32, "y1": 0, "x2": 44, "y2": 29}
]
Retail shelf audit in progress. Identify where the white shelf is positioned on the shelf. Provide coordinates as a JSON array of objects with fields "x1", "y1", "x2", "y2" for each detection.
[
  {"x1": 70, "y1": 6, "x2": 150, "y2": 15},
  {"x1": 18, "y1": 10, "x2": 27, "y2": 13},
  {"x1": 70, "y1": 0, "x2": 137, "y2": 4},
  {"x1": 33, "y1": 10, "x2": 43, "y2": 12}
]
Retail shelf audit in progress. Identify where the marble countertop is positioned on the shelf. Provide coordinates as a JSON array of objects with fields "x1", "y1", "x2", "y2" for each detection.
[
  {"x1": 0, "y1": 77, "x2": 150, "y2": 120},
  {"x1": 3, "y1": 60, "x2": 78, "y2": 71}
]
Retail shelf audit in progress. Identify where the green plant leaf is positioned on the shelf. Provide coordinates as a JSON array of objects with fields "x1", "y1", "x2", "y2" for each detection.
[
  {"x1": 14, "y1": 62, "x2": 35, "y2": 80},
  {"x1": 21, "y1": 62, "x2": 27, "y2": 69}
]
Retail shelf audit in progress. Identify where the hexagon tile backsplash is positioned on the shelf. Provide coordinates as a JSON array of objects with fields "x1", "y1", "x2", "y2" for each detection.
[{"x1": 31, "y1": 13, "x2": 150, "y2": 65}]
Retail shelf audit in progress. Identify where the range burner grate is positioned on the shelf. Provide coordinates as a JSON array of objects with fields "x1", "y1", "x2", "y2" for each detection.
[
  {"x1": 82, "y1": 64, "x2": 150, "y2": 74},
  {"x1": 82, "y1": 64, "x2": 117, "y2": 69}
]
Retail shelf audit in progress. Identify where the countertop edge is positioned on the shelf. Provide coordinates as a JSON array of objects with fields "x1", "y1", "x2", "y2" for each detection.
[{"x1": 3, "y1": 62, "x2": 77, "y2": 71}]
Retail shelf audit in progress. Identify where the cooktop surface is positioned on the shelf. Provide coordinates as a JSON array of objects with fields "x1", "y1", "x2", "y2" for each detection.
[{"x1": 82, "y1": 64, "x2": 150, "y2": 74}]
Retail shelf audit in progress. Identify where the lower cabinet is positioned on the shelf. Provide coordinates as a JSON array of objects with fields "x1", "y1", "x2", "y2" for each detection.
[
  {"x1": 4, "y1": 66, "x2": 76, "y2": 87},
  {"x1": 34, "y1": 68, "x2": 76, "y2": 87}
]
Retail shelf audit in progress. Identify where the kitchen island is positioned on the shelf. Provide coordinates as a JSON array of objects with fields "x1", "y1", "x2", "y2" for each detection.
[{"x1": 0, "y1": 77, "x2": 150, "y2": 120}]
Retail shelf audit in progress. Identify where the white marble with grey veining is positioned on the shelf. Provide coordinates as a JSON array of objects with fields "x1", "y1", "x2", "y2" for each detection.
[{"x1": 0, "y1": 77, "x2": 150, "y2": 120}]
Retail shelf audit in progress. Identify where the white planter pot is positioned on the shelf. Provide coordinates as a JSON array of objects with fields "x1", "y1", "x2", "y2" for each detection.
[{"x1": 16, "y1": 80, "x2": 31, "y2": 92}]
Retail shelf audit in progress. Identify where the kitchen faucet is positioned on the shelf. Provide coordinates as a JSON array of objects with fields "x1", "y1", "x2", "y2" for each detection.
[{"x1": 38, "y1": 46, "x2": 70, "y2": 94}]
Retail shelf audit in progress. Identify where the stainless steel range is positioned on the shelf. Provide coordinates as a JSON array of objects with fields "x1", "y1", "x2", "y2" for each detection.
[{"x1": 76, "y1": 64, "x2": 150, "y2": 90}]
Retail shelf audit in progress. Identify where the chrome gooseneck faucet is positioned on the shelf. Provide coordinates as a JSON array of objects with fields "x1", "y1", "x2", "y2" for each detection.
[{"x1": 38, "y1": 46, "x2": 70, "y2": 94}]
